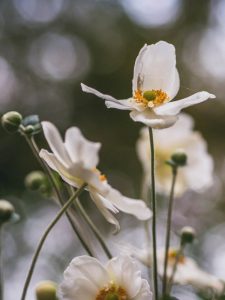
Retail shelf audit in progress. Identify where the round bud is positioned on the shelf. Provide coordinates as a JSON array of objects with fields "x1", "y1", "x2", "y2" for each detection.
[
  {"x1": 171, "y1": 149, "x2": 187, "y2": 167},
  {"x1": 180, "y1": 226, "x2": 196, "y2": 245},
  {"x1": 35, "y1": 281, "x2": 57, "y2": 300},
  {"x1": 24, "y1": 125, "x2": 34, "y2": 135},
  {"x1": 0, "y1": 200, "x2": 15, "y2": 224},
  {"x1": 143, "y1": 90, "x2": 156, "y2": 101},
  {"x1": 1, "y1": 111, "x2": 22, "y2": 133},
  {"x1": 25, "y1": 171, "x2": 47, "y2": 191}
]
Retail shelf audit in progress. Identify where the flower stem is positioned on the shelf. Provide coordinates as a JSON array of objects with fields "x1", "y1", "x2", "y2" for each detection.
[
  {"x1": 148, "y1": 127, "x2": 158, "y2": 300},
  {"x1": 75, "y1": 197, "x2": 113, "y2": 259},
  {"x1": 162, "y1": 166, "x2": 178, "y2": 298},
  {"x1": 167, "y1": 243, "x2": 185, "y2": 294},
  {"x1": 0, "y1": 227, "x2": 3, "y2": 300},
  {"x1": 20, "y1": 183, "x2": 87, "y2": 300},
  {"x1": 19, "y1": 127, "x2": 94, "y2": 257}
]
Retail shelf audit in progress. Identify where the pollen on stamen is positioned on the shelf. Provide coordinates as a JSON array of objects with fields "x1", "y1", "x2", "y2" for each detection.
[
  {"x1": 95, "y1": 283, "x2": 129, "y2": 300},
  {"x1": 168, "y1": 249, "x2": 186, "y2": 265},
  {"x1": 133, "y1": 89, "x2": 169, "y2": 108}
]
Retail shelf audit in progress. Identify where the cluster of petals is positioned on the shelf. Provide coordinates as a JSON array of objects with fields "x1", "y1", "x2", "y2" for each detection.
[
  {"x1": 39, "y1": 122, "x2": 152, "y2": 232},
  {"x1": 60, "y1": 255, "x2": 152, "y2": 300},
  {"x1": 81, "y1": 41, "x2": 215, "y2": 129},
  {"x1": 136, "y1": 113, "x2": 214, "y2": 196}
]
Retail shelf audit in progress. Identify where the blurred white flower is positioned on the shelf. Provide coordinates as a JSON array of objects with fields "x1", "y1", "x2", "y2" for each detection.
[
  {"x1": 121, "y1": 245, "x2": 224, "y2": 295},
  {"x1": 39, "y1": 122, "x2": 152, "y2": 232},
  {"x1": 136, "y1": 113, "x2": 214, "y2": 196},
  {"x1": 60, "y1": 255, "x2": 152, "y2": 300},
  {"x1": 81, "y1": 41, "x2": 215, "y2": 129}
]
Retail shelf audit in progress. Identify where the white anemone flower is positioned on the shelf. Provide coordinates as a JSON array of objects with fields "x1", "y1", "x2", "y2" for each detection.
[
  {"x1": 39, "y1": 122, "x2": 152, "y2": 232},
  {"x1": 81, "y1": 41, "x2": 215, "y2": 129},
  {"x1": 121, "y1": 245, "x2": 224, "y2": 296},
  {"x1": 136, "y1": 113, "x2": 214, "y2": 196},
  {"x1": 60, "y1": 255, "x2": 152, "y2": 300}
]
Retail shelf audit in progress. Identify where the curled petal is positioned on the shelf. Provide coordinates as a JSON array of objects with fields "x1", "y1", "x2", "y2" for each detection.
[
  {"x1": 81, "y1": 83, "x2": 133, "y2": 111},
  {"x1": 42, "y1": 121, "x2": 71, "y2": 166},
  {"x1": 130, "y1": 110, "x2": 178, "y2": 129},
  {"x1": 107, "y1": 188, "x2": 152, "y2": 220},
  {"x1": 65, "y1": 127, "x2": 101, "y2": 168},
  {"x1": 134, "y1": 279, "x2": 153, "y2": 300},
  {"x1": 154, "y1": 91, "x2": 216, "y2": 116}
]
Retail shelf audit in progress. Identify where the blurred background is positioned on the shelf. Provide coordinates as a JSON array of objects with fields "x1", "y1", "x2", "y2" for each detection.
[{"x1": 0, "y1": 0, "x2": 225, "y2": 299}]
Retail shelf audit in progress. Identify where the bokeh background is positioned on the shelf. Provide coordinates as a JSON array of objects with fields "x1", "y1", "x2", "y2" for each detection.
[{"x1": 0, "y1": 0, "x2": 225, "y2": 299}]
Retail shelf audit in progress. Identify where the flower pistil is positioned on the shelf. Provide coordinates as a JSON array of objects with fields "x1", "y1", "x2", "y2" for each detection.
[
  {"x1": 96, "y1": 282, "x2": 129, "y2": 300},
  {"x1": 134, "y1": 89, "x2": 169, "y2": 108}
]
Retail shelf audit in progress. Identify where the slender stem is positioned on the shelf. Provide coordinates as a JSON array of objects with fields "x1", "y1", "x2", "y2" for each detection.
[
  {"x1": 167, "y1": 244, "x2": 184, "y2": 294},
  {"x1": 148, "y1": 127, "x2": 158, "y2": 300},
  {"x1": 162, "y1": 167, "x2": 178, "y2": 297},
  {"x1": 0, "y1": 227, "x2": 3, "y2": 300},
  {"x1": 20, "y1": 183, "x2": 87, "y2": 300},
  {"x1": 75, "y1": 197, "x2": 112, "y2": 259},
  {"x1": 20, "y1": 128, "x2": 94, "y2": 257}
]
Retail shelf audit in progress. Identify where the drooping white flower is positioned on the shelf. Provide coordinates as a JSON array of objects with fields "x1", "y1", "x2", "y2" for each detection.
[
  {"x1": 39, "y1": 122, "x2": 152, "y2": 232},
  {"x1": 121, "y1": 245, "x2": 224, "y2": 296},
  {"x1": 60, "y1": 255, "x2": 152, "y2": 300},
  {"x1": 136, "y1": 113, "x2": 214, "y2": 196},
  {"x1": 81, "y1": 41, "x2": 215, "y2": 129}
]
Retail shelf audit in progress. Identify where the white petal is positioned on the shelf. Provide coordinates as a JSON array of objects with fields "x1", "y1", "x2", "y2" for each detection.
[
  {"x1": 106, "y1": 256, "x2": 142, "y2": 298},
  {"x1": 60, "y1": 256, "x2": 110, "y2": 300},
  {"x1": 154, "y1": 91, "x2": 216, "y2": 116},
  {"x1": 81, "y1": 83, "x2": 132, "y2": 111},
  {"x1": 107, "y1": 187, "x2": 152, "y2": 220},
  {"x1": 133, "y1": 279, "x2": 152, "y2": 300},
  {"x1": 65, "y1": 127, "x2": 101, "y2": 169},
  {"x1": 90, "y1": 190, "x2": 120, "y2": 233},
  {"x1": 130, "y1": 110, "x2": 178, "y2": 129},
  {"x1": 132, "y1": 41, "x2": 179, "y2": 98},
  {"x1": 41, "y1": 121, "x2": 71, "y2": 166}
]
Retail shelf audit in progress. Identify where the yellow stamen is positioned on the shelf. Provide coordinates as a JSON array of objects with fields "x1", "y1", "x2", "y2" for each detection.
[
  {"x1": 134, "y1": 89, "x2": 169, "y2": 108},
  {"x1": 92, "y1": 168, "x2": 107, "y2": 182},
  {"x1": 96, "y1": 282, "x2": 129, "y2": 300},
  {"x1": 168, "y1": 249, "x2": 185, "y2": 265}
]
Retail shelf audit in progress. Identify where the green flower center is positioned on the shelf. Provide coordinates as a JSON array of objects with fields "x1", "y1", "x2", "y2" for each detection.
[{"x1": 96, "y1": 283, "x2": 129, "y2": 300}]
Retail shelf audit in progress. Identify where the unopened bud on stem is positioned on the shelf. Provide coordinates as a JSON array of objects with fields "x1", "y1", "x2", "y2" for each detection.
[
  {"x1": 0, "y1": 200, "x2": 15, "y2": 224},
  {"x1": 171, "y1": 149, "x2": 187, "y2": 167},
  {"x1": 180, "y1": 226, "x2": 196, "y2": 245},
  {"x1": 35, "y1": 281, "x2": 57, "y2": 300},
  {"x1": 1, "y1": 111, "x2": 22, "y2": 133}
]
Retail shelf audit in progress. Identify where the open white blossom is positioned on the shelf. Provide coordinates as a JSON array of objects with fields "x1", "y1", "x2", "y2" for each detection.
[
  {"x1": 81, "y1": 41, "x2": 215, "y2": 129},
  {"x1": 39, "y1": 122, "x2": 152, "y2": 232},
  {"x1": 136, "y1": 113, "x2": 214, "y2": 196},
  {"x1": 60, "y1": 255, "x2": 152, "y2": 300},
  {"x1": 121, "y1": 245, "x2": 224, "y2": 295}
]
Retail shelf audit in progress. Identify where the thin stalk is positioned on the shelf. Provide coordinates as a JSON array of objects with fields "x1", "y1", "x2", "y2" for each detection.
[
  {"x1": 20, "y1": 128, "x2": 94, "y2": 257},
  {"x1": 162, "y1": 167, "x2": 178, "y2": 297},
  {"x1": 0, "y1": 227, "x2": 3, "y2": 300},
  {"x1": 75, "y1": 197, "x2": 112, "y2": 259},
  {"x1": 148, "y1": 127, "x2": 158, "y2": 300},
  {"x1": 20, "y1": 183, "x2": 87, "y2": 300},
  {"x1": 167, "y1": 244, "x2": 185, "y2": 294}
]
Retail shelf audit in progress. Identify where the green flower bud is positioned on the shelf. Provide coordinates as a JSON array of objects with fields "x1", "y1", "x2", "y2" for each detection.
[
  {"x1": 180, "y1": 226, "x2": 196, "y2": 245},
  {"x1": 0, "y1": 200, "x2": 15, "y2": 224},
  {"x1": 143, "y1": 90, "x2": 156, "y2": 101},
  {"x1": 24, "y1": 125, "x2": 34, "y2": 135},
  {"x1": 171, "y1": 149, "x2": 187, "y2": 167},
  {"x1": 1, "y1": 111, "x2": 22, "y2": 133},
  {"x1": 25, "y1": 171, "x2": 52, "y2": 196},
  {"x1": 35, "y1": 281, "x2": 57, "y2": 300},
  {"x1": 22, "y1": 115, "x2": 42, "y2": 135}
]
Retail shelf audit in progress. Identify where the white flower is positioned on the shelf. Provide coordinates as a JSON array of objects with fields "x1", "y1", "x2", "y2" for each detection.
[
  {"x1": 39, "y1": 122, "x2": 152, "y2": 232},
  {"x1": 60, "y1": 255, "x2": 152, "y2": 300},
  {"x1": 136, "y1": 113, "x2": 214, "y2": 196},
  {"x1": 81, "y1": 41, "x2": 215, "y2": 129},
  {"x1": 121, "y1": 245, "x2": 224, "y2": 295}
]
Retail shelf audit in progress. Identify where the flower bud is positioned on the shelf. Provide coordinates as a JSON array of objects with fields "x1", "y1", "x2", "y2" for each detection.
[
  {"x1": 24, "y1": 125, "x2": 34, "y2": 135},
  {"x1": 25, "y1": 171, "x2": 51, "y2": 196},
  {"x1": 171, "y1": 149, "x2": 187, "y2": 167},
  {"x1": 1, "y1": 111, "x2": 22, "y2": 133},
  {"x1": 180, "y1": 226, "x2": 196, "y2": 245},
  {"x1": 22, "y1": 115, "x2": 41, "y2": 135},
  {"x1": 0, "y1": 200, "x2": 15, "y2": 224},
  {"x1": 35, "y1": 281, "x2": 57, "y2": 300}
]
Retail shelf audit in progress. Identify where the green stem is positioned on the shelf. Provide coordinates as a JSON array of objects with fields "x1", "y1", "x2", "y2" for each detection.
[
  {"x1": 167, "y1": 243, "x2": 185, "y2": 294},
  {"x1": 162, "y1": 167, "x2": 178, "y2": 298},
  {"x1": 75, "y1": 197, "x2": 112, "y2": 259},
  {"x1": 0, "y1": 227, "x2": 3, "y2": 300},
  {"x1": 20, "y1": 183, "x2": 87, "y2": 300},
  {"x1": 20, "y1": 128, "x2": 94, "y2": 257},
  {"x1": 148, "y1": 127, "x2": 158, "y2": 300}
]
